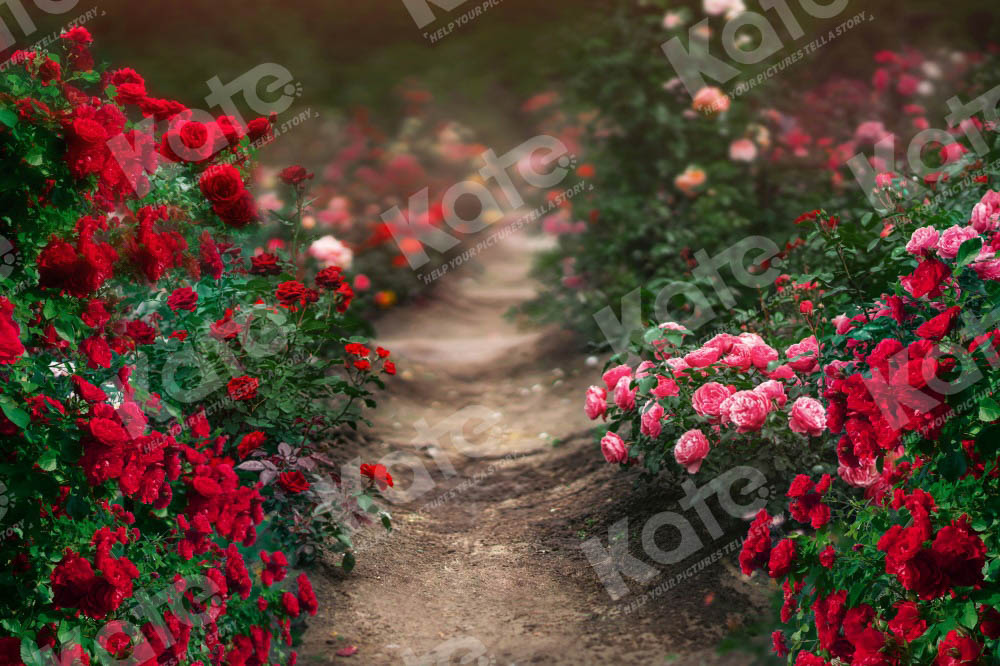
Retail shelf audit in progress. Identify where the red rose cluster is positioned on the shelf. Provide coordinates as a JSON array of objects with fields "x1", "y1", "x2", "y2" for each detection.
[{"x1": 200, "y1": 164, "x2": 258, "y2": 228}]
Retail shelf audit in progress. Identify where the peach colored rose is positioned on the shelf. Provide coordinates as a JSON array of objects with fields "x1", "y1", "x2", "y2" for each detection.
[
  {"x1": 692, "y1": 86, "x2": 730, "y2": 114},
  {"x1": 674, "y1": 429, "x2": 710, "y2": 473},
  {"x1": 674, "y1": 166, "x2": 707, "y2": 196}
]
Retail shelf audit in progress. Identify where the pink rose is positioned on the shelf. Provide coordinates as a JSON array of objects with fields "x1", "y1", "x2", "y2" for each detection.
[
  {"x1": 832, "y1": 314, "x2": 853, "y2": 335},
  {"x1": 722, "y1": 343, "x2": 753, "y2": 372},
  {"x1": 703, "y1": 333, "x2": 738, "y2": 354},
  {"x1": 785, "y1": 336, "x2": 819, "y2": 374},
  {"x1": 936, "y1": 225, "x2": 979, "y2": 260},
  {"x1": 788, "y1": 397, "x2": 826, "y2": 436},
  {"x1": 737, "y1": 332, "x2": 766, "y2": 347},
  {"x1": 602, "y1": 365, "x2": 632, "y2": 391},
  {"x1": 601, "y1": 431, "x2": 628, "y2": 464},
  {"x1": 972, "y1": 249, "x2": 1000, "y2": 281},
  {"x1": 684, "y1": 346, "x2": 721, "y2": 368},
  {"x1": 664, "y1": 357, "x2": 690, "y2": 377},
  {"x1": 722, "y1": 390, "x2": 770, "y2": 433},
  {"x1": 838, "y1": 462, "x2": 879, "y2": 488},
  {"x1": 613, "y1": 375, "x2": 637, "y2": 411},
  {"x1": 750, "y1": 344, "x2": 778, "y2": 371},
  {"x1": 767, "y1": 364, "x2": 796, "y2": 380},
  {"x1": 585, "y1": 386, "x2": 607, "y2": 421},
  {"x1": 729, "y1": 138, "x2": 757, "y2": 162},
  {"x1": 970, "y1": 190, "x2": 1000, "y2": 233},
  {"x1": 651, "y1": 375, "x2": 680, "y2": 398},
  {"x1": 691, "y1": 382, "x2": 731, "y2": 421},
  {"x1": 674, "y1": 429, "x2": 710, "y2": 473},
  {"x1": 905, "y1": 226, "x2": 940, "y2": 256},
  {"x1": 640, "y1": 401, "x2": 665, "y2": 438},
  {"x1": 635, "y1": 360, "x2": 656, "y2": 379},
  {"x1": 753, "y1": 380, "x2": 787, "y2": 410}
]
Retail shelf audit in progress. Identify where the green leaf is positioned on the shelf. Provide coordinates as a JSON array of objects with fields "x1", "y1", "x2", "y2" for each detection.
[
  {"x1": 37, "y1": 449, "x2": 58, "y2": 472},
  {"x1": 0, "y1": 401, "x2": 29, "y2": 429},
  {"x1": 0, "y1": 108, "x2": 17, "y2": 128},
  {"x1": 955, "y1": 236, "x2": 983, "y2": 271},
  {"x1": 960, "y1": 601, "x2": 979, "y2": 629},
  {"x1": 980, "y1": 397, "x2": 1000, "y2": 422}
]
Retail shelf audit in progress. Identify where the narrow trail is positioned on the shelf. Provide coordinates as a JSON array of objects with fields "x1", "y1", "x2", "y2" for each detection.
[{"x1": 301, "y1": 228, "x2": 767, "y2": 665}]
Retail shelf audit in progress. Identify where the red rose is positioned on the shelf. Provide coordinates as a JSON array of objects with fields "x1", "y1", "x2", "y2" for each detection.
[
  {"x1": 276, "y1": 281, "x2": 308, "y2": 307},
  {"x1": 818, "y1": 545, "x2": 835, "y2": 568},
  {"x1": 296, "y1": 573, "x2": 318, "y2": 616},
  {"x1": 247, "y1": 117, "x2": 272, "y2": 141},
  {"x1": 50, "y1": 551, "x2": 96, "y2": 610},
  {"x1": 72, "y1": 117, "x2": 107, "y2": 144},
  {"x1": 915, "y1": 306, "x2": 961, "y2": 341},
  {"x1": 210, "y1": 309, "x2": 242, "y2": 341},
  {"x1": 277, "y1": 470, "x2": 309, "y2": 494},
  {"x1": 167, "y1": 287, "x2": 198, "y2": 312},
  {"x1": 281, "y1": 591, "x2": 301, "y2": 617},
  {"x1": 931, "y1": 515, "x2": 986, "y2": 588},
  {"x1": 279, "y1": 165, "x2": 313, "y2": 186},
  {"x1": 360, "y1": 463, "x2": 393, "y2": 490},
  {"x1": 888, "y1": 601, "x2": 926, "y2": 643},
  {"x1": 227, "y1": 376, "x2": 259, "y2": 402},
  {"x1": 216, "y1": 115, "x2": 245, "y2": 146},
  {"x1": 237, "y1": 431, "x2": 266, "y2": 458},
  {"x1": 199, "y1": 164, "x2": 245, "y2": 204},
  {"x1": 80, "y1": 335, "x2": 112, "y2": 369},
  {"x1": 315, "y1": 266, "x2": 343, "y2": 289},
  {"x1": 0, "y1": 297, "x2": 24, "y2": 364},
  {"x1": 980, "y1": 606, "x2": 1000, "y2": 640},
  {"x1": 125, "y1": 320, "x2": 156, "y2": 344},
  {"x1": 768, "y1": 538, "x2": 796, "y2": 579},
  {"x1": 213, "y1": 190, "x2": 258, "y2": 228},
  {"x1": 72, "y1": 375, "x2": 108, "y2": 403},
  {"x1": 89, "y1": 418, "x2": 129, "y2": 446},
  {"x1": 250, "y1": 253, "x2": 282, "y2": 275},
  {"x1": 38, "y1": 57, "x2": 61, "y2": 84},
  {"x1": 739, "y1": 509, "x2": 773, "y2": 575},
  {"x1": 936, "y1": 630, "x2": 982, "y2": 666},
  {"x1": 115, "y1": 81, "x2": 146, "y2": 106},
  {"x1": 383, "y1": 361, "x2": 396, "y2": 375},
  {"x1": 81, "y1": 300, "x2": 111, "y2": 329},
  {"x1": 902, "y1": 259, "x2": 950, "y2": 299}
]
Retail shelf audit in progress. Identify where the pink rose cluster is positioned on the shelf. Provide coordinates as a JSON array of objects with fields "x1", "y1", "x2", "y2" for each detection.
[
  {"x1": 904, "y1": 192, "x2": 1000, "y2": 280},
  {"x1": 585, "y1": 329, "x2": 827, "y2": 475}
]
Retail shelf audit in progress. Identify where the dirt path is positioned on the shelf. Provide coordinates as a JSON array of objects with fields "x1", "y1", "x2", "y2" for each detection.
[{"x1": 300, "y1": 228, "x2": 769, "y2": 665}]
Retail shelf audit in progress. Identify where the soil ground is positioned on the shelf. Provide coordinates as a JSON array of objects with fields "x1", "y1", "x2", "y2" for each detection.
[{"x1": 300, "y1": 227, "x2": 773, "y2": 665}]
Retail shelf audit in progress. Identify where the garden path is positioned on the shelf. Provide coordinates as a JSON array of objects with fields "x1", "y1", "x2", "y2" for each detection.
[{"x1": 301, "y1": 226, "x2": 766, "y2": 665}]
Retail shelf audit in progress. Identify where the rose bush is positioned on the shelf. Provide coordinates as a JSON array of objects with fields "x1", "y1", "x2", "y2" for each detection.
[
  {"x1": 584, "y1": 109, "x2": 1000, "y2": 662},
  {"x1": 0, "y1": 31, "x2": 392, "y2": 663}
]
